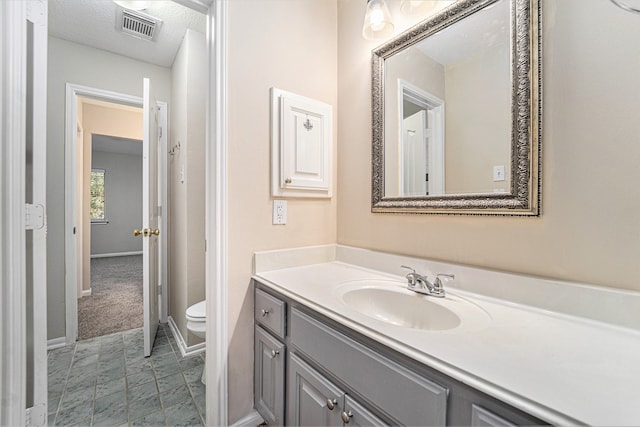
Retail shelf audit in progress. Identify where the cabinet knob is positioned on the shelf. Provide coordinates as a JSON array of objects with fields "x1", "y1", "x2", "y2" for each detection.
[
  {"x1": 285, "y1": 177, "x2": 292, "y2": 184},
  {"x1": 326, "y1": 398, "x2": 337, "y2": 411},
  {"x1": 260, "y1": 309, "x2": 270, "y2": 317},
  {"x1": 270, "y1": 350, "x2": 280, "y2": 358},
  {"x1": 341, "y1": 411, "x2": 353, "y2": 423}
]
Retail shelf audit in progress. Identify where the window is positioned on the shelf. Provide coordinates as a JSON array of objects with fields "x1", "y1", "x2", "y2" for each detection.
[{"x1": 91, "y1": 169, "x2": 106, "y2": 222}]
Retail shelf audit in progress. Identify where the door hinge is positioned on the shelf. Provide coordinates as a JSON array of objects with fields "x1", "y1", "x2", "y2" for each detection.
[
  {"x1": 159, "y1": 126, "x2": 162, "y2": 138},
  {"x1": 25, "y1": 204, "x2": 45, "y2": 230},
  {"x1": 26, "y1": 402, "x2": 46, "y2": 426}
]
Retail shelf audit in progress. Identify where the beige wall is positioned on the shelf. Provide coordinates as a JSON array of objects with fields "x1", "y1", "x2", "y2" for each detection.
[
  {"x1": 445, "y1": 44, "x2": 511, "y2": 193},
  {"x1": 227, "y1": 0, "x2": 338, "y2": 422},
  {"x1": 337, "y1": 0, "x2": 640, "y2": 292},
  {"x1": 169, "y1": 29, "x2": 206, "y2": 346},
  {"x1": 47, "y1": 36, "x2": 170, "y2": 340}
]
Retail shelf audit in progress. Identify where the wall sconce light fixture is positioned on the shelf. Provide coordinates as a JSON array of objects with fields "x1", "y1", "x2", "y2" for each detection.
[{"x1": 362, "y1": 0, "x2": 395, "y2": 40}]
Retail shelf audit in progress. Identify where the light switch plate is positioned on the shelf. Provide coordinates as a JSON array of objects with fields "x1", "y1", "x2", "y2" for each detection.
[
  {"x1": 273, "y1": 200, "x2": 287, "y2": 225},
  {"x1": 493, "y1": 165, "x2": 506, "y2": 182}
]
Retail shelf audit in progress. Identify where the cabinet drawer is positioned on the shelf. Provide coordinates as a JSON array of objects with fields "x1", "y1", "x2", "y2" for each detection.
[
  {"x1": 255, "y1": 288, "x2": 286, "y2": 339},
  {"x1": 291, "y1": 308, "x2": 448, "y2": 426}
]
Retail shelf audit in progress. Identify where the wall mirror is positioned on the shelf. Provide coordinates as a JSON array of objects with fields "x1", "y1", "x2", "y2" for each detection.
[{"x1": 371, "y1": 0, "x2": 541, "y2": 215}]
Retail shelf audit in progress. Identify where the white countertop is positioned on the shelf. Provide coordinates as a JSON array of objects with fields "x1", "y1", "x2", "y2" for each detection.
[{"x1": 253, "y1": 246, "x2": 640, "y2": 426}]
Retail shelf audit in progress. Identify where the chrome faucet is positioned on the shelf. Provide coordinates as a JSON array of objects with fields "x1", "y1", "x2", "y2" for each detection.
[{"x1": 400, "y1": 266, "x2": 454, "y2": 298}]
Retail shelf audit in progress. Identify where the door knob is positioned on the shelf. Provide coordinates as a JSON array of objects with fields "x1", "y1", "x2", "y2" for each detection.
[
  {"x1": 133, "y1": 229, "x2": 143, "y2": 237},
  {"x1": 151, "y1": 229, "x2": 160, "y2": 236}
]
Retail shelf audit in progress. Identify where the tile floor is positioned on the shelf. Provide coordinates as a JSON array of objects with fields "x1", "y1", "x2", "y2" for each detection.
[{"x1": 47, "y1": 324, "x2": 206, "y2": 426}]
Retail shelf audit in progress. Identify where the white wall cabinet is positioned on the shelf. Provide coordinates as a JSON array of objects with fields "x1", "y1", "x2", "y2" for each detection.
[{"x1": 271, "y1": 88, "x2": 332, "y2": 198}]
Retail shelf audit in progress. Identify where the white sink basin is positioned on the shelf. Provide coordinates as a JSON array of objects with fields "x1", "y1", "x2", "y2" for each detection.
[{"x1": 335, "y1": 280, "x2": 490, "y2": 332}]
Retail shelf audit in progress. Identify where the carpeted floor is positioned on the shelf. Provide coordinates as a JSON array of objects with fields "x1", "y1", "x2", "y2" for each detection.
[{"x1": 78, "y1": 255, "x2": 143, "y2": 340}]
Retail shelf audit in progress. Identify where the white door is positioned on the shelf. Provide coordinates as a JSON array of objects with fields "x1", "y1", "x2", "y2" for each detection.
[
  {"x1": 142, "y1": 78, "x2": 159, "y2": 356},
  {"x1": 401, "y1": 110, "x2": 428, "y2": 196}
]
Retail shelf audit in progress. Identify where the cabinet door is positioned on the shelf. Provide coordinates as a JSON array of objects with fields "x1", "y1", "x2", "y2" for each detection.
[
  {"x1": 255, "y1": 326, "x2": 286, "y2": 425},
  {"x1": 342, "y1": 395, "x2": 389, "y2": 427},
  {"x1": 471, "y1": 405, "x2": 517, "y2": 427},
  {"x1": 288, "y1": 353, "x2": 344, "y2": 427}
]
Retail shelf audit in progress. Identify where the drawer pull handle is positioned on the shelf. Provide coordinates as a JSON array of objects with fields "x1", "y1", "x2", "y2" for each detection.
[
  {"x1": 341, "y1": 411, "x2": 353, "y2": 423},
  {"x1": 271, "y1": 350, "x2": 280, "y2": 358},
  {"x1": 326, "y1": 398, "x2": 337, "y2": 411},
  {"x1": 261, "y1": 309, "x2": 270, "y2": 317}
]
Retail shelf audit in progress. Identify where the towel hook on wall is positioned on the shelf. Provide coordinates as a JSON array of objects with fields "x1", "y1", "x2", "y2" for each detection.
[{"x1": 169, "y1": 140, "x2": 181, "y2": 156}]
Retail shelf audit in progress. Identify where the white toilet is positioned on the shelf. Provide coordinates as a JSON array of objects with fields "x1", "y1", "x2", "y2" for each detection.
[{"x1": 186, "y1": 300, "x2": 206, "y2": 384}]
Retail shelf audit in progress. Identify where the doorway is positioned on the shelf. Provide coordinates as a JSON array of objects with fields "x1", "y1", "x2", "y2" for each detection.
[
  {"x1": 64, "y1": 84, "x2": 169, "y2": 345},
  {"x1": 76, "y1": 98, "x2": 145, "y2": 340},
  {"x1": 399, "y1": 79, "x2": 445, "y2": 196}
]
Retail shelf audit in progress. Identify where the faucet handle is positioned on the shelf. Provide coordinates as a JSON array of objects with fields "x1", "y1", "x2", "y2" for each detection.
[
  {"x1": 434, "y1": 273, "x2": 455, "y2": 287},
  {"x1": 400, "y1": 265, "x2": 418, "y2": 285},
  {"x1": 400, "y1": 265, "x2": 415, "y2": 274}
]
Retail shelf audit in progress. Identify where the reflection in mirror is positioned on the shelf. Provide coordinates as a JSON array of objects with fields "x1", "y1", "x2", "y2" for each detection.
[
  {"x1": 372, "y1": 0, "x2": 541, "y2": 215},
  {"x1": 385, "y1": 0, "x2": 510, "y2": 197}
]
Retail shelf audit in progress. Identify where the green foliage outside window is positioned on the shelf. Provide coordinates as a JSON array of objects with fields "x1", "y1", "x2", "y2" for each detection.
[{"x1": 91, "y1": 169, "x2": 105, "y2": 221}]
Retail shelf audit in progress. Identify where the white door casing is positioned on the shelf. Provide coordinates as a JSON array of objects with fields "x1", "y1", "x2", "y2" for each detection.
[
  {"x1": 142, "y1": 77, "x2": 160, "y2": 357},
  {"x1": 204, "y1": 0, "x2": 229, "y2": 425},
  {"x1": 0, "y1": 0, "x2": 48, "y2": 425}
]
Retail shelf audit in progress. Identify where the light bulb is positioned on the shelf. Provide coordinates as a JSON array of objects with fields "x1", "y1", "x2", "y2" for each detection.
[{"x1": 362, "y1": 0, "x2": 394, "y2": 40}]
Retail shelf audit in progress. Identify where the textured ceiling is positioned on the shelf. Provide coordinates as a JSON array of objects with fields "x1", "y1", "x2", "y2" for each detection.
[{"x1": 49, "y1": 0, "x2": 206, "y2": 68}]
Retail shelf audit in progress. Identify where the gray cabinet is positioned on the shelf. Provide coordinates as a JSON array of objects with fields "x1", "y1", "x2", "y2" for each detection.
[
  {"x1": 253, "y1": 281, "x2": 546, "y2": 427},
  {"x1": 290, "y1": 308, "x2": 447, "y2": 427},
  {"x1": 255, "y1": 325, "x2": 286, "y2": 425},
  {"x1": 288, "y1": 353, "x2": 388, "y2": 427},
  {"x1": 288, "y1": 353, "x2": 344, "y2": 426},
  {"x1": 343, "y1": 396, "x2": 388, "y2": 427}
]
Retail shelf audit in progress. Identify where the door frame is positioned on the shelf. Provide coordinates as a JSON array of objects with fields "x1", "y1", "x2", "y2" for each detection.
[
  {"x1": 64, "y1": 84, "x2": 169, "y2": 344},
  {"x1": 397, "y1": 79, "x2": 445, "y2": 196},
  {"x1": 1, "y1": 0, "x2": 48, "y2": 424},
  {"x1": 1, "y1": 2, "x2": 28, "y2": 425},
  {"x1": 204, "y1": 0, "x2": 229, "y2": 425}
]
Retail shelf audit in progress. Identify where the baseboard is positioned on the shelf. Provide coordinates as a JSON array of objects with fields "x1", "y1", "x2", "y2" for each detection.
[
  {"x1": 230, "y1": 410, "x2": 264, "y2": 427},
  {"x1": 80, "y1": 288, "x2": 92, "y2": 297},
  {"x1": 167, "y1": 316, "x2": 206, "y2": 358},
  {"x1": 90, "y1": 251, "x2": 142, "y2": 259},
  {"x1": 47, "y1": 337, "x2": 68, "y2": 350}
]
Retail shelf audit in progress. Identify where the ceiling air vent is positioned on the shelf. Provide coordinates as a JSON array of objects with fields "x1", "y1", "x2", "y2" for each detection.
[{"x1": 118, "y1": 9, "x2": 161, "y2": 41}]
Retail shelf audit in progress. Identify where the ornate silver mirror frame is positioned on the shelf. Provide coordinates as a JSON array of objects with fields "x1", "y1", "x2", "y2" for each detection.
[{"x1": 371, "y1": 0, "x2": 541, "y2": 215}]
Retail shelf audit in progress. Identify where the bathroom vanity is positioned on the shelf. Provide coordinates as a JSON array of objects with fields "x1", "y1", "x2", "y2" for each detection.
[{"x1": 252, "y1": 245, "x2": 640, "y2": 426}]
